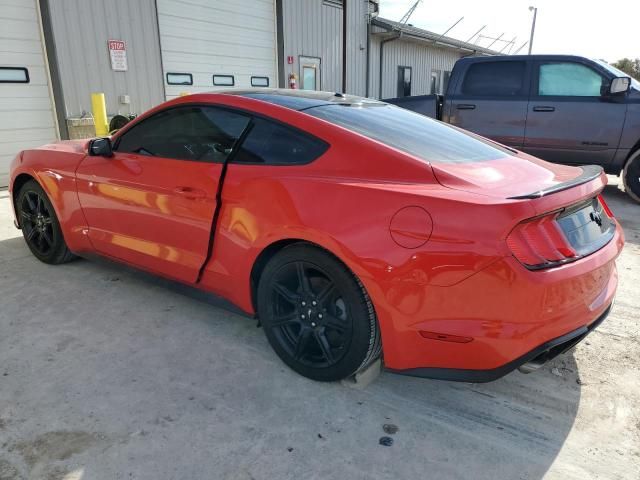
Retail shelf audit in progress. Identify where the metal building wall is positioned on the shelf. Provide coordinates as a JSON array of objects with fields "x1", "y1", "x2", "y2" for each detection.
[
  {"x1": 0, "y1": 0, "x2": 58, "y2": 187},
  {"x1": 47, "y1": 0, "x2": 165, "y2": 118},
  {"x1": 282, "y1": 0, "x2": 343, "y2": 93},
  {"x1": 345, "y1": 0, "x2": 368, "y2": 96},
  {"x1": 369, "y1": 32, "x2": 463, "y2": 99}
]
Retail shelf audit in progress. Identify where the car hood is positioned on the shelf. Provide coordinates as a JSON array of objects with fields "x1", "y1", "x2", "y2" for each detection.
[{"x1": 429, "y1": 152, "x2": 587, "y2": 199}]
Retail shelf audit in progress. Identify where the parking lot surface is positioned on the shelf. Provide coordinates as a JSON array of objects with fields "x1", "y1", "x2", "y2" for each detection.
[{"x1": 1, "y1": 177, "x2": 639, "y2": 480}]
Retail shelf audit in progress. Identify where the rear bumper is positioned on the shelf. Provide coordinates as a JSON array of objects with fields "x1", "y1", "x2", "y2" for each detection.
[{"x1": 387, "y1": 303, "x2": 611, "y2": 382}]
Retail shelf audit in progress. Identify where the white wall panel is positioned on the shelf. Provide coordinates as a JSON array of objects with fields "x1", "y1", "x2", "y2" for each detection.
[
  {"x1": 0, "y1": 0, "x2": 58, "y2": 187},
  {"x1": 158, "y1": 0, "x2": 278, "y2": 99}
]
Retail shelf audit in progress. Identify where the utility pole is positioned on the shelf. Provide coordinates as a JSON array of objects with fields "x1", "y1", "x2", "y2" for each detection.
[{"x1": 528, "y1": 6, "x2": 537, "y2": 55}]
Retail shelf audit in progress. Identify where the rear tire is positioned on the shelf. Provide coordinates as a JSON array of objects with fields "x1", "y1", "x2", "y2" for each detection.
[
  {"x1": 623, "y1": 150, "x2": 640, "y2": 203},
  {"x1": 16, "y1": 180, "x2": 76, "y2": 265},
  {"x1": 257, "y1": 243, "x2": 381, "y2": 382}
]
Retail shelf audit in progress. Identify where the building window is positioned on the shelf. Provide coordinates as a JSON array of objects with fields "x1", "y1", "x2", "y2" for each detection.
[
  {"x1": 300, "y1": 56, "x2": 321, "y2": 91},
  {"x1": 251, "y1": 76, "x2": 270, "y2": 87},
  {"x1": 323, "y1": 0, "x2": 344, "y2": 8},
  {"x1": 0, "y1": 67, "x2": 29, "y2": 83},
  {"x1": 166, "y1": 73, "x2": 192, "y2": 85},
  {"x1": 397, "y1": 66, "x2": 412, "y2": 97},
  {"x1": 213, "y1": 75, "x2": 235, "y2": 86},
  {"x1": 430, "y1": 69, "x2": 442, "y2": 94}
]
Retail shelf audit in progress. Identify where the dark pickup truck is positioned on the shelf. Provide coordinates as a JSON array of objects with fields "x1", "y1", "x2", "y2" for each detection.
[{"x1": 386, "y1": 55, "x2": 640, "y2": 202}]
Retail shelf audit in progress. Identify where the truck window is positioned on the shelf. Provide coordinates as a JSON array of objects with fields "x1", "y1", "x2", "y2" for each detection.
[
  {"x1": 538, "y1": 62, "x2": 604, "y2": 96},
  {"x1": 461, "y1": 61, "x2": 526, "y2": 96}
]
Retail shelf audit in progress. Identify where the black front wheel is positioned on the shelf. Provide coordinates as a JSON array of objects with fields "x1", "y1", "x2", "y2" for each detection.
[
  {"x1": 16, "y1": 180, "x2": 75, "y2": 264},
  {"x1": 623, "y1": 150, "x2": 640, "y2": 204},
  {"x1": 257, "y1": 244, "x2": 381, "y2": 381}
]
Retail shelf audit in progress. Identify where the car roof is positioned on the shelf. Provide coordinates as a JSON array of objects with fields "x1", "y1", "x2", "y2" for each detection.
[{"x1": 218, "y1": 88, "x2": 384, "y2": 111}]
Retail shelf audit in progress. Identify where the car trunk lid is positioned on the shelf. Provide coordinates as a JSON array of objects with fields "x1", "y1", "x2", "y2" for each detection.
[{"x1": 429, "y1": 153, "x2": 598, "y2": 200}]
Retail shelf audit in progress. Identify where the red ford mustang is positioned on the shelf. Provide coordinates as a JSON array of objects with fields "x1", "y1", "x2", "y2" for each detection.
[{"x1": 9, "y1": 90, "x2": 624, "y2": 382}]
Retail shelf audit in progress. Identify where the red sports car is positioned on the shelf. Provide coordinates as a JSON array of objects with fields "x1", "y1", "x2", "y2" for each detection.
[{"x1": 9, "y1": 90, "x2": 624, "y2": 382}]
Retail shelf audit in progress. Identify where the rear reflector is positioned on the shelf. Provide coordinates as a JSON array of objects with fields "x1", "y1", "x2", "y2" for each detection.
[
  {"x1": 419, "y1": 331, "x2": 473, "y2": 343},
  {"x1": 507, "y1": 212, "x2": 577, "y2": 269}
]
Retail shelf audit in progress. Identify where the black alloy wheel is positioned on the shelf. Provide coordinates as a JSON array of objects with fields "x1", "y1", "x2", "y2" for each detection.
[
  {"x1": 20, "y1": 190, "x2": 55, "y2": 257},
  {"x1": 16, "y1": 180, "x2": 75, "y2": 264},
  {"x1": 258, "y1": 244, "x2": 381, "y2": 381}
]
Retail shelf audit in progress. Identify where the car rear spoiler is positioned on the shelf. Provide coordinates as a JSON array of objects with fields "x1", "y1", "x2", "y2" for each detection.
[{"x1": 507, "y1": 165, "x2": 604, "y2": 200}]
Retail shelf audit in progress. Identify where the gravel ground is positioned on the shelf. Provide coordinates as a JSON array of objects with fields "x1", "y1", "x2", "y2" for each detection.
[{"x1": 0, "y1": 176, "x2": 638, "y2": 480}]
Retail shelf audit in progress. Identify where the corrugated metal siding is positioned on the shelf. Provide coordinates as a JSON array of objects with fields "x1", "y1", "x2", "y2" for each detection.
[
  {"x1": 48, "y1": 0, "x2": 165, "y2": 117},
  {"x1": 369, "y1": 34, "x2": 462, "y2": 99},
  {"x1": 345, "y1": 0, "x2": 368, "y2": 96},
  {"x1": 157, "y1": 0, "x2": 277, "y2": 99},
  {"x1": 0, "y1": 0, "x2": 58, "y2": 187},
  {"x1": 282, "y1": 0, "x2": 343, "y2": 93}
]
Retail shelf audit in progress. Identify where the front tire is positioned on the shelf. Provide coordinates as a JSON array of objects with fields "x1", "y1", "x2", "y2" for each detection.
[
  {"x1": 623, "y1": 150, "x2": 640, "y2": 203},
  {"x1": 257, "y1": 244, "x2": 381, "y2": 381},
  {"x1": 16, "y1": 180, "x2": 75, "y2": 264}
]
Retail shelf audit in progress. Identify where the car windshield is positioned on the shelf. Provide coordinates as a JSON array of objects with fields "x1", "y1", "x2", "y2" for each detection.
[
  {"x1": 305, "y1": 103, "x2": 511, "y2": 164},
  {"x1": 593, "y1": 59, "x2": 640, "y2": 90}
]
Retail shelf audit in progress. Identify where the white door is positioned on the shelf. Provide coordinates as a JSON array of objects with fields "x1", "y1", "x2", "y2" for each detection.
[
  {"x1": 0, "y1": 0, "x2": 58, "y2": 187},
  {"x1": 157, "y1": 0, "x2": 278, "y2": 99}
]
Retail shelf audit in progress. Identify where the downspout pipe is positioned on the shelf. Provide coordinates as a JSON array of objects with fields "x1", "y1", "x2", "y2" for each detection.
[
  {"x1": 379, "y1": 32, "x2": 402, "y2": 99},
  {"x1": 365, "y1": 18, "x2": 371, "y2": 97},
  {"x1": 342, "y1": 0, "x2": 347, "y2": 93}
]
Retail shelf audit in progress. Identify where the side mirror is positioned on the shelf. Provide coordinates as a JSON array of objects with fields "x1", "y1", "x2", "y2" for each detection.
[
  {"x1": 89, "y1": 137, "x2": 113, "y2": 157},
  {"x1": 609, "y1": 77, "x2": 631, "y2": 95}
]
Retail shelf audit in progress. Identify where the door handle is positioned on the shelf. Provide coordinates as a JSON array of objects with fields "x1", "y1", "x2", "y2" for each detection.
[
  {"x1": 456, "y1": 104, "x2": 476, "y2": 110},
  {"x1": 174, "y1": 186, "x2": 207, "y2": 199},
  {"x1": 533, "y1": 106, "x2": 555, "y2": 112}
]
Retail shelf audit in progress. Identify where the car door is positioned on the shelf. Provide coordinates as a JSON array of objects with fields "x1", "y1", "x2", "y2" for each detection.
[
  {"x1": 446, "y1": 59, "x2": 531, "y2": 148},
  {"x1": 523, "y1": 60, "x2": 627, "y2": 166},
  {"x1": 75, "y1": 105, "x2": 251, "y2": 283}
]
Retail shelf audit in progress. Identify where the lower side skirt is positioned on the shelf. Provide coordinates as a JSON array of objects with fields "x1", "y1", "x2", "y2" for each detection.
[{"x1": 386, "y1": 303, "x2": 612, "y2": 383}]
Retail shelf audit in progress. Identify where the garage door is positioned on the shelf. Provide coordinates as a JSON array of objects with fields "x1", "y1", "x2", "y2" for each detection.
[
  {"x1": 157, "y1": 0, "x2": 278, "y2": 99},
  {"x1": 0, "y1": 0, "x2": 58, "y2": 187}
]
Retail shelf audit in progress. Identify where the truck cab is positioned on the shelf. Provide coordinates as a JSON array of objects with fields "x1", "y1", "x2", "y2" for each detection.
[{"x1": 388, "y1": 55, "x2": 640, "y2": 202}]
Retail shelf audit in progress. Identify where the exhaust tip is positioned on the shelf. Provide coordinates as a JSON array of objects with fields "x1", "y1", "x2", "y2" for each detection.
[{"x1": 518, "y1": 359, "x2": 545, "y2": 374}]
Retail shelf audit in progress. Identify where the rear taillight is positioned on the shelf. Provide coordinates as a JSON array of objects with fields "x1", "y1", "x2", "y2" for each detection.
[
  {"x1": 507, "y1": 212, "x2": 577, "y2": 269},
  {"x1": 598, "y1": 194, "x2": 614, "y2": 218}
]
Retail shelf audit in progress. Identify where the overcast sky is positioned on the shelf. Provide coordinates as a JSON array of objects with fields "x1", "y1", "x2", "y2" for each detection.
[{"x1": 379, "y1": 0, "x2": 638, "y2": 62}]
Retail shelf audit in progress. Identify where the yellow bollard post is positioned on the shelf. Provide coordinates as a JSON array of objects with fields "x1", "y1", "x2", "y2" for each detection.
[{"x1": 91, "y1": 93, "x2": 109, "y2": 136}]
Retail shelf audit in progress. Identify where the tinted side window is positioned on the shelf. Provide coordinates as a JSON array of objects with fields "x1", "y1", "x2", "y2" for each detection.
[
  {"x1": 233, "y1": 117, "x2": 328, "y2": 165},
  {"x1": 462, "y1": 61, "x2": 526, "y2": 96},
  {"x1": 116, "y1": 106, "x2": 250, "y2": 162},
  {"x1": 538, "y1": 62, "x2": 604, "y2": 96},
  {"x1": 307, "y1": 104, "x2": 510, "y2": 164}
]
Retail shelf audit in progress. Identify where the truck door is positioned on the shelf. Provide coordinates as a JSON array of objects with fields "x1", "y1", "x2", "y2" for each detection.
[
  {"x1": 446, "y1": 59, "x2": 530, "y2": 148},
  {"x1": 523, "y1": 60, "x2": 627, "y2": 167}
]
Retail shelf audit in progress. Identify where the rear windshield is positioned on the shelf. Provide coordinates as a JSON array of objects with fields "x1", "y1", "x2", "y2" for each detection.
[{"x1": 305, "y1": 104, "x2": 511, "y2": 164}]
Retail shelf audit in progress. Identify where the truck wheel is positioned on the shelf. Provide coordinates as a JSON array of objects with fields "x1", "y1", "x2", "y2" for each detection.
[{"x1": 623, "y1": 150, "x2": 640, "y2": 203}]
